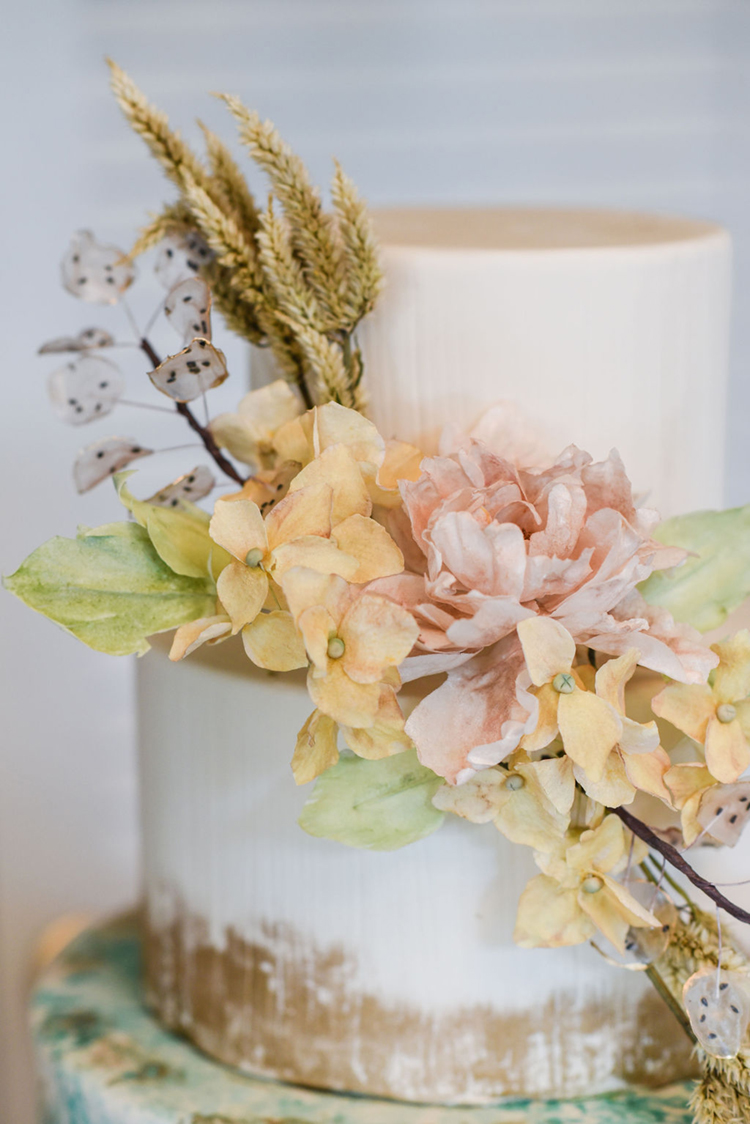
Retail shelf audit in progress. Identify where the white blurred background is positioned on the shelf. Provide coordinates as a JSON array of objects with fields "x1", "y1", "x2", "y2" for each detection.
[{"x1": 2, "y1": 2, "x2": 750, "y2": 1120}]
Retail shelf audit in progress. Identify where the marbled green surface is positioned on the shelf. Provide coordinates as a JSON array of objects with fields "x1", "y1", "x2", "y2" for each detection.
[{"x1": 31, "y1": 917, "x2": 696, "y2": 1124}]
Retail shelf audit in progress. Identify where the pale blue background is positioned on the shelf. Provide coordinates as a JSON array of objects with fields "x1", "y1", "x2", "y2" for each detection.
[{"x1": 2, "y1": 3, "x2": 750, "y2": 1121}]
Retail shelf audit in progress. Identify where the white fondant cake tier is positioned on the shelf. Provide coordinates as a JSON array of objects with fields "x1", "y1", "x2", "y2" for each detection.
[
  {"x1": 359, "y1": 208, "x2": 731, "y2": 517},
  {"x1": 141, "y1": 209, "x2": 732, "y2": 1102},
  {"x1": 139, "y1": 636, "x2": 695, "y2": 1103}
]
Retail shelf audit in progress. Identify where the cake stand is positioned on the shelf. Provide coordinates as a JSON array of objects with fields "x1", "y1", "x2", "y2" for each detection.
[{"x1": 32, "y1": 916, "x2": 695, "y2": 1124}]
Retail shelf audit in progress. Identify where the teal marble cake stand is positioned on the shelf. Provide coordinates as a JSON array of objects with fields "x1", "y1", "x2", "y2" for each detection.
[{"x1": 31, "y1": 916, "x2": 696, "y2": 1124}]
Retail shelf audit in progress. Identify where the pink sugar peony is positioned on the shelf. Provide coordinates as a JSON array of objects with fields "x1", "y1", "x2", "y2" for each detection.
[{"x1": 372, "y1": 439, "x2": 717, "y2": 783}]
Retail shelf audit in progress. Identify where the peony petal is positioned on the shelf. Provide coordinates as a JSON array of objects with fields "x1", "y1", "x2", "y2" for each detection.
[
  {"x1": 169, "y1": 614, "x2": 231, "y2": 660},
  {"x1": 407, "y1": 639, "x2": 535, "y2": 783},
  {"x1": 514, "y1": 875, "x2": 593, "y2": 948},
  {"x1": 332, "y1": 514, "x2": 405, "y2": 583},
  {"x1": 242, "y1": 609, "x2": 307, "y2": 671},
  {"x1": 446, "y1": 596, "x2": 533, "y2": 650},
  {"x1": 517, "y1": 616, "x2": 576, "y2": 686},
  {"x1": 711, "y1": 631, "x2": 750, "y2": 706},
  {"x1": 292, "y1": 710, "x2": 340, "y2": 785},
  {"x1": 651, "y1": 682, "x2": 715, "y2": 743},
  {"x1": 270, "y1": 535, "x2": 359, "y2": 582},
  {"x1": 341, "y1": 594, "x2": 419, "y2": 685},
  {"x1": 209, "y1": 498, "x2": 268, "y2": 561},
  {"x1": 704, "y1": 715, "x2": 750, "y2": 784},
  {"x1": 558, "y1": 689, "x2": 622, "y2": 783},
  {"x1": 307, "y1": 660, "x2": 382, "y2": 728},
  {"x1": 265, "y1": 482, "x2": 333, "y2": 548},
  {"x1": 289, "y1": 444, "x2": 370, "y2": 523},
  {"x1": 217, "y1": 560, "x2": 268, "y2": 633}
]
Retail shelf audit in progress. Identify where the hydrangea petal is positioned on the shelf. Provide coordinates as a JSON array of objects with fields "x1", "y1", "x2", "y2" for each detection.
[
  {"x1": 290, "y1": 444, "x2": 370, "y2": 523},
  {"x1": 314, "y1": 401, "x2": 384, "y2": 465},
  {"x1": 307, "y1": 660, "x2": 382, "y2": 728},
  {"x1": 711, "y1": 630, "x2": 750, "y2": 705},
  {"x1": 270, "y1": 536, "x2": 359, "y2": 582},
  {"x1": 291, "y1": 710, "x2": 340, "y2": 785},
  {"x1": 514, "y1": 875, "x2": 594, "y2": 948},
  {"x1": 595, "y1": 649, "x2": 640, "y2": 712},
  {"x1": 567, "y1": 815, "x2": 626, "y2": 877},
  {"x1": 342, "y1": 690, "x2": 412, "y2": 760},
  {"x1": 169, "y1": 614, "x2": 231, "y2": 660},
  {"x1": 298, "y1": 604, "x2": 338, "y2": 675},
  {"x1": 622, "y1": 746, "x2": 672, "y2": 803},
  {"x1": 265, "y1": 483, "x2": 333, "y2": 548},
  {"x1": 432, "y1": 770, "x2": 507, "y2": 823},
  {"x1": 242, "y1": 609, "x2": 306, "y2": 671},
  {"x1": 651, "y1": 682, "x2": 715, "y2": 742},
  {"x1": 332, "y1": 514, "x2": 404, "y2": 583},
  {"x1": 216, "y1": 560, "x2": 268, "y2": 633},
  {"x1": 517, "y1": 616, "x2": 576, "y2": 686},
  {"x1": 209, "y1": 498, "x2": 268, "y2": 562},
  {"x1": 521, "y1": 683, "x2": 560, "y2": 752},
  {"x1": 342, "y1": 594, "x2": 419, "y2": 685},
  {"x1": 704, "y1": 714, "x2": 750, "y2": 784},
  {"x1": 573, "y1": 753, "x2": 635, "y2": 808},
  {"x1": 558, "y1": 689, "x2": 622, "y2": 782}
]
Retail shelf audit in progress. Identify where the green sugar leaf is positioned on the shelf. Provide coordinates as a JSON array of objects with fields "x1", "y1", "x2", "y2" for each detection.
[
  {"x1": 639, "y1": 504, "x2": 750, "y2": 632},
  {"x1": 4, "y1": 521, "x2": 216, "y2": 655},
  {"x1": 298, "y1": 748, "x2": 445, "y2": 851}
]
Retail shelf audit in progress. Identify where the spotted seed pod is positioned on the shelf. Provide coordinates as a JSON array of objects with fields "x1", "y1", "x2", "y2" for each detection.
[
  {"x1": 147, "y1": 466, "x2": 215, "y2": 508},
  {"x1": 48, "y1": 355, "x2": 125, "y2": 426},
  {"x1": 61, "y1": 231, "x2": 135, "y2": 304},
  {"x1": 148, "y1": 339, "x2": 229, "y2": 403},
  {"x1": 164, "y1": 277, "x2": 212, "y2": 345},
  {"x1": 683, "y1": 966, "x2": 750, "y2": 1058},
  {"x1": 73, "y1": 437, "x2": 152, "y2": 494},
  {"x1": 39, "y1": 327, "x2": 115, "y2": 354},
  {"x1": 698, "y1": 781, "x2": 750, "y2": 846}
]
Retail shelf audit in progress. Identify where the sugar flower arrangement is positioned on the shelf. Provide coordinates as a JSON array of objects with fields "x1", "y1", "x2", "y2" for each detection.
[{"x1": 9, "y1": 63, "x2": 750, "y2": 1123}]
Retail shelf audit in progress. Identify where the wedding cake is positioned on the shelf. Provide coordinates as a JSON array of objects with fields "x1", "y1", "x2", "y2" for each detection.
[
  {"x1": 138, "y1": 208, "x2": 731, "y2": 1103},
  {"x1": 12, "y1": 68, "x2": 750, "y2": 1121}
]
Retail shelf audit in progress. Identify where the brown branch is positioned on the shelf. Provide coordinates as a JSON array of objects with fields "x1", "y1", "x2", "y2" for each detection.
[
  {"x1": 613, "y1": 806, "x2": 750, "y2": 927},
  {"x1": 139, "y1": 339, "x2": 245, "y2": 485}
]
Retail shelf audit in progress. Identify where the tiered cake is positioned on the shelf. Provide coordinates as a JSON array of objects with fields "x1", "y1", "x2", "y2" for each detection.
[{"x1": 138, "y1": 208, "x2": 731, "y2": 1104}]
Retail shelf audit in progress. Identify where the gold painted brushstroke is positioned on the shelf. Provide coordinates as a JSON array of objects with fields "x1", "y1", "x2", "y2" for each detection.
[{"x1": 144, "y1": 901, "x2": 698, "y2": 1105}]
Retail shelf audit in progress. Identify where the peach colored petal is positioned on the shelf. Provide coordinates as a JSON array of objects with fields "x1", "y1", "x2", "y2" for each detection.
[
  {"x1": 517, "y1": 616, "x2": 576, "y2": 686},
  {"x1": 736, "y1": 698, "x2": 750, "y2": 740},
  {"x1": 281, "y1": 568, "x2": 353, "y2": 626},
  {"x1": 601, "y1": 875, "x2": 661, "y2": 930},
  {"x1": 664, "y1": 762, "x2": 714, "y2": 809},
  {"x1": 265, "y1": 482, "x2": 333, "y2": 549},
  {"x1": 558, "y1": 689, "x2": 622, "y2": 783},
  {"x1": 238, "y1": 379, "x2": 303, "y2": 428},
  {"x1": 514, "y1": 875, "x2": 594, "y2": 948},
  {"x1": 332, "y1": 514, "x2": 405, "y2": 583},
  {"x1": 651, "y1": 682, "x2": 715, "y2": 743},
  {"x1": 274, "y1": 414, "x2": 313, "y2": 465},
  {"x1": 432, "y1": 770, "x2": 507, "y2": 823},
  {"x1": 711, "y1": 631, "x2": 750, "y2": 705},
  {"x1": 241, "y1": 610, "x2": 307, "y2": 671},
  {"x1": 567, "y1": 815, "x2": 625, "y2": 876},
  {"x1": 341, "y1": 594, "x2": 419, "y2": 685},
  {"x1": 307, "y1": 661, "x2": 382, "y2": 728},
  {"x1": 292, "y1": 710, "x2": 339, "y2": 785},
  {"x1": 618, "y1": 715, "x2": 660, "y2": 755},
  {"x1": 523, "y1": 756, "x2": 576, "y2": 816},
  {"x1": 169, "y1": 614, "x2": 231, "y2": 660},
  {"x1": 494, "y1": 764, "x2": 571, "y2": 851},
  {"x1": 573, "y1": 752, "x2": 635, "y2": 808},
  {"x1": 270, "y1": 535, "x2": 359, "y2": 581},
  {"x1": 216, "y1": 560, "x2": 268, "y2": 633},
  {"x1": 313, "y1": 401, "x2": 384, "y2": 465},
  {"x1": 622, "y1": 746, "x2": 673, "y2": 803},
  {"x1": 704, "y1": 715, "x2": 750, "y2": 784},
  {"x1": 528, "y1": 481, "x2": 586, "y2": 559},
  {"x1": 298, "y1": 604, "x2": 337, "y2": 676},
  {"x1": 595, "y1": 649, "x2": 640, "y2": 713},
  {"x1": 209, "y1": 498, "x2": 267, "y2": 561},
  {"x1": 521, "y1": 683, "x2": 560, "y2": 752},
  {"x1": 369, "y1": 440, "x2": 423, "y2": 507},
  {"x1": 289, "y1": 444, "x2": 370, "y2": 523},
  {"x1": 577, "y1": 887, "x2": 631, "y2": 952},
  {"x1": 342, "y1": 690, "x2": 412, "y2": 760}
]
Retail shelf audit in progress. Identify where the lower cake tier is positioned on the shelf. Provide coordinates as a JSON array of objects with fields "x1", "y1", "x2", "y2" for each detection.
[{"x1": 137, "y1": 635, "x2": 696, "y2": 1104}]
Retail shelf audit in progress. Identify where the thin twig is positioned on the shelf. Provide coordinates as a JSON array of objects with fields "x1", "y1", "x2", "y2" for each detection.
[
  {"x1": 614, "y1": 806, "x2": 750, "y2": 927},
  {"x1": 138, "y1": 338, "x2": 245, "y2": 485},
  {"x1": 645, "y1": 962, "x2": 697, "y2": 1045}
]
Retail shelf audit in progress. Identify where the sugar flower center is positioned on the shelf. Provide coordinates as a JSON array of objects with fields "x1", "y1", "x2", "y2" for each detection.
[{"x1": 552, "y1": 672, "x2": 575, "y2": 695}]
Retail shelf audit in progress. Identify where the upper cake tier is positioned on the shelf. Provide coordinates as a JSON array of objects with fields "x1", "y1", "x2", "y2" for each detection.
[{"x1": 355, "y1": 207, "x2": 730, "y2": 518}]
